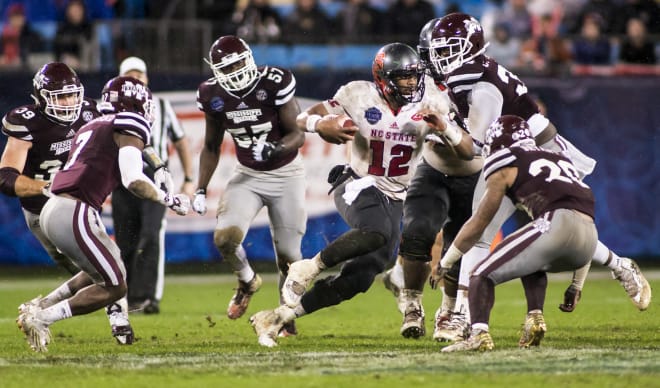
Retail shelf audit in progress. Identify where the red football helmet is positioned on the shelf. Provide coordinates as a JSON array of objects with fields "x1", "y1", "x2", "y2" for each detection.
[
  {"x1": 205, "y1": 35, "x2": 259, "y2": 92},
  {"x1": 372, "y1": 43, "x2": 424, "y2": 106},
  {"x1": 32, "y1": 62, "x2": 84, "y2": 123},
  {"x1": 429, "y1": 13, "x2": 488, "y2": 74},
  {"x1": 483, "y1": 115, "x2": 535, "y2": 157},
  {"x1": 98, "y1": 76, "x2": 155, "y2": 123}
]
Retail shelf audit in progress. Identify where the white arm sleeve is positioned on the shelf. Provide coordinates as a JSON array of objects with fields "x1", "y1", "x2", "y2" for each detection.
[
  {"x1": 466, "y1": 81, "x2": 504, "y2": 144},
  {"x1": 118, "y1": 146, "x2": 166, "y2": 198}
]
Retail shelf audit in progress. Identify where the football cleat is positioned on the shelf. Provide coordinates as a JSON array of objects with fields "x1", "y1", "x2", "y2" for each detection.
[
  {"x1": 17, "y1": 304, "x2": 51, "y2": 352},
  {"x1": 612, "y1": 258, "x2": 652, "y2": 311},
  {"x1": 18, "y1": 295, "x2": 43, "y2": 315},
  {"x1": 519, "y1": 311, "x2": 546, "y2": 348},
  {"x1": 282, "y1": 259, "x2": 322, "y2": 307},
  {"x1": 227, "y1": 274, "x2": 263, "y2": 319},
  {"x1": 278, "y1": 320, "x2": 298, "y2": 338},
  {"x1": 432, "y1": 308, "x2": 452, "y2": 342},
  {"x1": 249, "y1": 309, "x2": 284, "y2": 347},
  {"x1": 558, "y1": 284, "x2": 581, "y2": 312},
  {"x1": 441, "y1": 329, "x2": 494, "y2": 353},
  {"x1": 433, "y1": 312, "x2": 470, "y2": 342},
  {"x1": 107, "y1": 303, "x2": 135, "y2": 345},
  {"x1": 399, "y1": 289, "x2": 425, "y2": 338}
]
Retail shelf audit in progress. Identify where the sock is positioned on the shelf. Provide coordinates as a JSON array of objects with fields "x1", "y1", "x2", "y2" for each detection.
[
  {"x1": 455, "y1": 289, "x2": 470, "y2": 322},
  {"x1": 37, "y1": 300, "x2": 72, "y2": 325},
  {"x1": 472, "y1": 322, "x2": 489, "y2": 333},
  {"x1": 440, "y1": 287, "x2": 456, "y2": 313},
  {"x1": 528, "y1": 308, "x2": 542, "y2": 315},
  {"x1": 234, "y1": 246, "x2": 255, "y2": 283},
  {"x1": 571, "y1": 261, "x2": 591, "y2": 290},
  {"x1": 591, "y1": 241, "x2": 622, "y2": 270},
  {"x1": 390, "y1": 260, "x2": 405, "y2": 289},
  {"x1": 40, "y1": 283, "x2": 73, "y2": 308}
]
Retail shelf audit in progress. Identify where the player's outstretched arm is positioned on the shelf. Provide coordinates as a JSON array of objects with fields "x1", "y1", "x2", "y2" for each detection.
[{"x1": 0, "y1": 137, "x2": 48, "y2": 197}]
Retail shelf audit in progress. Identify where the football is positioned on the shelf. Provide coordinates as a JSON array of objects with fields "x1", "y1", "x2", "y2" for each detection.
[{"x1": 337, "y1": 115, "x2": 357, "y2": 135}]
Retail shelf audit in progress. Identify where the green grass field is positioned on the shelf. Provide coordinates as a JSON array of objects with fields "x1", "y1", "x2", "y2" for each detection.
[{"x1": 0, "y1": 268, "x2": 658, "y2": 387}]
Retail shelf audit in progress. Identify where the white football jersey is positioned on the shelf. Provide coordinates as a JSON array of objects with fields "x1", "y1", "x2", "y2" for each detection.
[{"x1": 323, "y1": 76, "x2": 451, "y2": 200}]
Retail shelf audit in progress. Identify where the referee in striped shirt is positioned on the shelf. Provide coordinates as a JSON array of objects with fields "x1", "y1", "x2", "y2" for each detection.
[{"x1": 111, "y1": 57, "x2": 195, "y2": 314}]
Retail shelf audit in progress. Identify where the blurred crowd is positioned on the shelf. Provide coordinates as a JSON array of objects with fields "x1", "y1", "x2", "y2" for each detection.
[{"x1": 1, "y1": 0, "x2": 658, "y2": 75}]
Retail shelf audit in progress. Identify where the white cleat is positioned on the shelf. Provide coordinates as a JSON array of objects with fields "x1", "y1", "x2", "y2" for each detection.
[
  {"x1": 441, "y1": 329, "x2": 494, "y2": 353},
  {"x1": 433, "y1": 312, "x2": 470, "y2": 342},
  {"x1": 282, "y1": 259, "x2": 321, "y2": 307},
  {"x1": 249, "y1": 310, "x2": 284, "y2": 348},
  {"x1": 612, "y1": 258, "x2": 652, "y2": 311},
  {"x1": 17, "y1": 303, "x2": 51, "y2": 353}
]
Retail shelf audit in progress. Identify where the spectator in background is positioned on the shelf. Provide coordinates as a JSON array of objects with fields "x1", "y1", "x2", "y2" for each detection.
[
  {"x1": 618, "y1": 18, "x2": 656, "y2": 64},
  {"x1": 334, "y1": 0, "x2": 383, "y2": 44},
  {"x1": 282, "y1": 0, "x2": 332, "y2": 44},
  {"x1": 487, "y1": 23, "x2": 521, "y2": 70},
  {"x1": 53, "y1": 0, "x2": 93, "y2": 70},
  {"x1": 112, "y1": 56, "x2": 195, "y2": 314},
  {"x1": 496, "y1": 0, "x2": 533, "y2": 40},
  {"x1": 572, "y1": 0, "x2": 618, "y2": 35},
  {"x1": 528, "y1": 13, "x2": 572, "y2": 75},
  {"x1": 384, "y1": 0, "x2": 435, "y2": 48},
  {"x1": 233, "y1": 0, "x2": 283, "y2": 43},
  {"x1": 571, "y1": 14, "x2": 611, "y2": 65},
  {"x1": 0, "y1": 3, "x2": 43, "y2": 68},
  {"x1": 613, "y1": 0, "x2": 660, "y2": 35}
]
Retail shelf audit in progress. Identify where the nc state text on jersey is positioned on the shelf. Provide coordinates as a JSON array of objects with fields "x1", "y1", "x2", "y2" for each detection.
[{"x1": 370, "y1": 129, "x2": 417, "y2": 142}]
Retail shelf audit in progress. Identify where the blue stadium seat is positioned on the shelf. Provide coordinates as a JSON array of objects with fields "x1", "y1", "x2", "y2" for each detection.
[
  {"x1": 290, "y1": 45, "x2": 332, "y2": 68},
  {"x1": 250, "y1": 44, "x2": 292, "y2": 68},
  {"x1": 330, "y1": 45, "x2": 381, "y2": 69}
]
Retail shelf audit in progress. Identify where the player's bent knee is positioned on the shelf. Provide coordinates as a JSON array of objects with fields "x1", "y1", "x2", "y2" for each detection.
[
  {"x1": 213, "y1": 226, "x2": 244, "y2": 254},
  {"x1": 399, "y1": 236, "x2": 433, "y2": 262}
]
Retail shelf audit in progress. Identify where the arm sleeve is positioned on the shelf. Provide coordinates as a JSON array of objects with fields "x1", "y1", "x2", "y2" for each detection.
[
  {"x1": 118, "y1": 145, "x2": 165, "y2": 198},
  {"x1": 466, "y1": 81, "x2": 504, "y2": 144}
]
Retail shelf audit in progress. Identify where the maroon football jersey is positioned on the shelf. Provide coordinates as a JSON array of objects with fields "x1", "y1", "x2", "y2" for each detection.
[
  {"x1": 196, "y1": 66, "x2": 298, "y2": 171},
  {"x1": 483, "y1": 145, "x2": 595, "y2": 219},
  {"x1": 445, "y1": 56, "x2": 539, "y2": 122},
  {"x1": 51, "y1": 112, "x2": 151, "y2": 211},
  {"x1": 1, "y1": 98, "x2": 99, "y2": 213}
]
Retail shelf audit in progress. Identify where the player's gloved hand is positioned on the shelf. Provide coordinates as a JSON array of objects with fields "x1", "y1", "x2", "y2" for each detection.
[
  {"x1": 192, "y1": 188, "x2": 207, "y2": 215},
  {"x1": 154, "y1": 167, "x2": 174, "y2": 193},
  {"x1": 429, "y1": 261, "x2": 445, "y2": 290},
  {"x1": 252, "y1": 139, "x2": 279, "y2": 162},
  {"x1": 559, "y1": 284, "x2": 582, "y2": 313},
  {"x1": 163, "y1": 193, "x2": 190, "y2": 216}
]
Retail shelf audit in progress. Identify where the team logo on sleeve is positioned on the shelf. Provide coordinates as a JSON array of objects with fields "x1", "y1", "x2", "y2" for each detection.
[
  {"x1": 82, "y1": 110, "x2": 95, "y2": 122},
  {"x1": 365, "y1": 107, "x2": 382, "y2": 124},
  {"x1": 210, "y1": 96, "x2": 225, "y2": 112},
  {"x1": 256, "y1": 89, "x2": 267, "y2": 101}
]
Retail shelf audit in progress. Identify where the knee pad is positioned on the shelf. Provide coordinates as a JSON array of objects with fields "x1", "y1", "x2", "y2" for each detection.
[
  {"x1": 213, "y1": 226, "x2": 243, "y2": 256},
  {"x1": 399, "y1": 236, "x2": 433, "y2": 262}
]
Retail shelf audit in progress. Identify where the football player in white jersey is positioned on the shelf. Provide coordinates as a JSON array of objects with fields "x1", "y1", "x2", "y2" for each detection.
[
  {"x1": 428, "y1": 13, "x2": 652, "y2": 343},
  {"x1": 248, "y1": 42, "x2": 474, "y2": 347}
]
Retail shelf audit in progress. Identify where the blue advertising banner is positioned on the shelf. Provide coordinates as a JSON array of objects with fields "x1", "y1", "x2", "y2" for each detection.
[{"x1": 0, "y1": 74, "x2": 658, "y2": 267}]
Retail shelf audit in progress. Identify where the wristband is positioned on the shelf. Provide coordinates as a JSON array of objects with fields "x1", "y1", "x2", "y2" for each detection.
[
  {"x1": 306, "y1": 114, "x2": 322, "y2": 133},
  {"x1": 195, "y1": 188, "x2": 206, "y2": 195},
  {"x1": 184, "y1": 176, "x2": 193, "y2": 183},
  {"x1": 440, "y1": 243, "x2": 464, "y2": 268},
  {"x1": 442, "y1": 122, "x2": 463, "y2": 146}
]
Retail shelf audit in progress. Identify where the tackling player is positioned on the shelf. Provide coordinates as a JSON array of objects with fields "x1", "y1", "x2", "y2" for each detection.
[
  {"x1": 249, "y1": 42, "x2": 472, "y2": 347},
  {"x1": 193, "y1": 35, "x2": 306, "y2": 336},
  {"x1": 16, "y1": 76, "x2": 190, "y2": 352},
  {"x1": 441, "y1": 116, "x2": 600, "y2": 351},
  {"x1": 428, "y1": 13, "x2": 652, "y2": 342}
]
